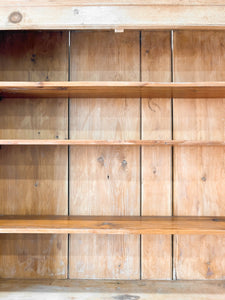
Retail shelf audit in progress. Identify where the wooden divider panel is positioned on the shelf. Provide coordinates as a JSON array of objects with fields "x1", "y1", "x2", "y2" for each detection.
[
  {"x1": 0, "y1": 31, "x2": 68, "y2": 278},
  {"x1": 141, "y1": 31, "x2": 172, "y2": 279},
  {"x1": 173, "y1": 31, "x2": 225, "y2": 279},
  {"x1": 70, "y1": 31, "x2": 140, "y2": 279}
]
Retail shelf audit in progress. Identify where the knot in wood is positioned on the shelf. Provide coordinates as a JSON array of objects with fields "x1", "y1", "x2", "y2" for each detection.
[
  {"x1": 9, "y1": 11, "x2": 23, "y2": 23},
  {"x1": 122, "y1": 159, "x2": 127, "y2": 166},
  {"x1": 97, "y1": 156, "x2": 104, "y2": 165}
]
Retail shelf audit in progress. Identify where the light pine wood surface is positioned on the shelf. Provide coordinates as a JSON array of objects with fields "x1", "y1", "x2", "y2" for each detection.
[
  {"x1": 1, "y1": 279, "x2": 225, "y2": 300},
  {"x1": 1, "y1": 81, "x2": 225, "y2": 98},
  {"x1": 69, "y1": 31, "x2": 140, "y2": 279},
  {"x1": 0, "y1": 139, "x2": 225, "y2": 146},
  {"x1": 141, "y1": 31, "x2": 172, "y2": 279},
  {"x1": 173, "y1": 30, "x2": 225, "y2": 280},
  {"x1": 1, "y1": 1, "x2": 225, "y2": 30},
  {"x1": 0, "y1": 31, "x2": 68, "y2": 279},
  {"x1": 0, "y1": 27, "x2": 225, "y2": 288},
  {"x1": 0, "y1": 216, "x2": 225, "y2": 235}
]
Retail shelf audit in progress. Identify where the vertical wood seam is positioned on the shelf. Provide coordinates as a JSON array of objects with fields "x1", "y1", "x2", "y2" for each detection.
[
  {"x1": 67, "y1": 30, "x2": 71, "y2": 279},
  {"x1": 139, "y1": 30, "x2": 142, "y2": 280},
  {"x1": 170, "y1": 29, "x2": 176, "y2": 281}
]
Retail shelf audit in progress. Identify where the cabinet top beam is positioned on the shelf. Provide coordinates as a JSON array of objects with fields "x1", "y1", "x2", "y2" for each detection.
[{"x1": 1, "y1": 1, "x2": 225, "y2": 30}]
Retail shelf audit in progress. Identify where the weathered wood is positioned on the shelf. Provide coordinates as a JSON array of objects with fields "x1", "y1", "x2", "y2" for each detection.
[
  {"x1": 141, "y1": 31, "x2": 172, "y2": 279},
  {"x1": 0, "y1": 31, "x2": 68, "y2": 279},
  {"x1": 2, "y1": 1, "x2": 225, "y2": 6},
  {"x1": 2, "y1": 81, "x2": 225, "y2": 98},
  {"x1": 1, "y1": 3, "x2": 225, "y2": 30},
  {"x1": 69, "y1": 31, "x2": 140, "y2": 279},
  {"x1": 0, "y1": 139, "x2": 225, "y2": 146},
  {"x1": 0, "y1": 279, "x2": 225, "y2": 300},
  {"x1": 0, "y1": 216, "x2": 225, "y2": 235},
  {"x1": 173, "y1": 31, "x2": 225, "y2": 280}
]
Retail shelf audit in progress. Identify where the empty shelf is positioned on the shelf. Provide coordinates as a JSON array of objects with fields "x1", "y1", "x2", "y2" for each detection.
[
  {"x1": 0, "y1": 279, "x2": 224, "y2": 299},
  {"x1": 1, "y1": 139, "x2": 225, "y2": 146},
  {"x1": 0, "y1": 216, "x2": 225, "y2": 234},
  {"x1": 1, "y1": 81, "x2": 225, "y2": 98}
]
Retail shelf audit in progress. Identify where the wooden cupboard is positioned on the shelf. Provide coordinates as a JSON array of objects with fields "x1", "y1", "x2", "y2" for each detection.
[{"x1": 0, "y1": 1, "x2": 225, "y2": 299}]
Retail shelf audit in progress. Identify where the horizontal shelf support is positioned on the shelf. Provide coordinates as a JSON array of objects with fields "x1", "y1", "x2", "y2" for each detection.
[
  {"x1": 1, "y1": 81, "x2": 225, "y2": 98},
  {"x1": 0, "y1": 216, "x2": 225, "y2": 234},
  {"x1": 0, "y1": 279, "x2": 224, "y2": 299},
  {"x1": 0, "y1": 139, "x2": 225, "y2": 146}
]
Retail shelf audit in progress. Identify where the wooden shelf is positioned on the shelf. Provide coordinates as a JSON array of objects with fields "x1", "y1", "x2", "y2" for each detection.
[
  {"x1": 0, "y1": 279, "x2": 224, "y2": 299},
  {"x1": 1, "y1": 81, "x2": 225, "y2": 98},
  {"x1": 1, "y1": 139, "x2": 225, "y2": 146},
  {"x1": 0, "y1": 216, "x2": 225, "y2": 234}
]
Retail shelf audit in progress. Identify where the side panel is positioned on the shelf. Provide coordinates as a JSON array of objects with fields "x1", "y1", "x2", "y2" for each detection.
[
  {"x1": 69, "y1": 31, "x2": 140, "y2": 279},
  {"x1": 173, "y1": 31, "x2": 225, "y2": 279},
  {"x1": 0, "y1": 31, "x2": 68, "y2": 278}
]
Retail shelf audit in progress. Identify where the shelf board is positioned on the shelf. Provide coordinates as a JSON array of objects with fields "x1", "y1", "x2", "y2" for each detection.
[
  {"x1": 0, "y1": 279, "x2": 224, "y2": 299},
  {"x1": 1, "y1": 81, "x2": 225, "y2": 98},
  {"x1": 1, "y1": 2, "x2": 225, "y2": 31},
  {"x1": 1, "y1": 139, "x2": 225, "y2": 146},
  {"x1": 0, "y1": 216, "x2": 225, "y2": 234}
]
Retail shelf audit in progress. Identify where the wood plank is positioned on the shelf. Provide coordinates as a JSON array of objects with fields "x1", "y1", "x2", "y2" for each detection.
[
  {"x1": 141, "y1": 31, "x2": 172, "y2": 279},
  {"x1": 69, "y1": 31, "x2": 140, "y2": 279},
  {"x1": 0, "y1": 31, "x2": 68, "y2": 279},
  {"x1": 2, "y1": 1, "x2": 225, "y2": 6},
  {"x1": 1, "y1": 4, "x2": 225, "y2": 30},
  {"x1": 0, "y1": 216, "x2": 225, "y2": 235},
  {"x1": 0, "y1": 280, "x2": 225, "y2": 300},
  {"x1": 173, "y1": 31, "x2": 225, "y2": 279},
  {"x1": 1, "y1": 139, "x2": 225, "y2": 146},
  {"x1": 2, "y1": 81, "x2": 225, "y2": 98}
]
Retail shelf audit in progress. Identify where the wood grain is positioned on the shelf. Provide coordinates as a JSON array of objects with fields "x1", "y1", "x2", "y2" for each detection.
[
  {"x1": 0, "y1": 32, "x2": 68, "y2": 140},
  {"x1": 1, "y1": 279, "x2": 225, "y2": 300},
  {"x1": 173, "y1": 31, "x2": 225, "y2": 279},
  {"x1": 1, "y1": 4, "x2": 225, "y2": 30},
  {"x1": 69, "y1": 31, "x2": 140, "y2": 279},
  {"x1": 2, "y1": 81, "x2": 225, "y2": 98},
  {"x1": 0, "y1": 216, "x2": 225, "y2": 234},
  {"x1": 2, "y1": 1, "x2": 225, "y2": 6},
  {"x1": 141, "y1": 31, "x2": 172, "y2": 279},
  {"x1": 0, "y1": 31, "x2": 68, "y2": 279},
  {"x1": 1, "y1": 139, "x2": 225, "y2": 146}
]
